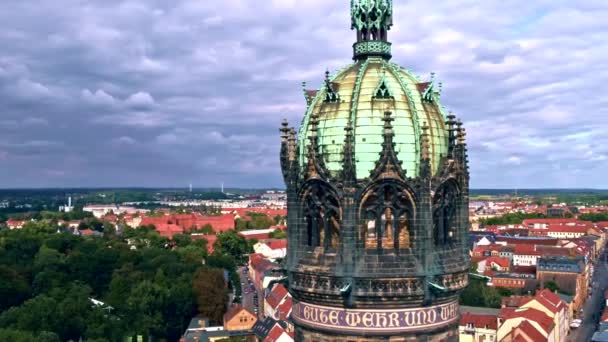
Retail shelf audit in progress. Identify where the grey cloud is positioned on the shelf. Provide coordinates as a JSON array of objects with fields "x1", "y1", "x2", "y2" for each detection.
[{"x1": 0, "y1": 0, "x2": 606, "y2": 188}]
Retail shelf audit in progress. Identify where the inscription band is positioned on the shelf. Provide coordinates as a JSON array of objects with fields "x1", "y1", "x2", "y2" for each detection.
[{"x1": 292, "y1": 300, "x2": 459, "y2": 334}]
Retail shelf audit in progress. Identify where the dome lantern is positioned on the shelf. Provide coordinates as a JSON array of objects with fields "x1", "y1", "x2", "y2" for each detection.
[{"x1": 351, "y1": 0, "x2": 393, "y2": 61}]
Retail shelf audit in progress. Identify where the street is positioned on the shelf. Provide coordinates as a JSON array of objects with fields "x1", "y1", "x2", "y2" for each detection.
[
  {"x1": 238, "y1": 266, "x2": 260, "y2": 318},
  {"x1": 568, "y1": 249, "x2": 608, "y2": 341}
]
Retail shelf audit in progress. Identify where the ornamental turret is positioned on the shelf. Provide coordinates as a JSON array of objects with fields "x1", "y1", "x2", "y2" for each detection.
[{"x1": 280, "y1": 1, "x2": 470, "y2": 341}]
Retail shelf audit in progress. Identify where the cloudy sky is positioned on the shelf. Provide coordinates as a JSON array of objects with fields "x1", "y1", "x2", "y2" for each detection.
[{"x1": 0, "y1": 0, "x2": 606, "y2": 189}]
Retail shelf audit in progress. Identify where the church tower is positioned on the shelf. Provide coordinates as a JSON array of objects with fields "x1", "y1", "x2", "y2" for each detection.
[{"x1": 280, "y1": 1, "x2": 470, "y2": 340}]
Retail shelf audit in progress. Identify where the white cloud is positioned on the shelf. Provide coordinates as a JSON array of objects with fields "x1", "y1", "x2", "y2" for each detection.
[
  {"x1": 82, "y1": 89, "x2": 117, "y2": 106},
  {"x1": 125, "y1": 91, "x2": 155, "y2": 109}
]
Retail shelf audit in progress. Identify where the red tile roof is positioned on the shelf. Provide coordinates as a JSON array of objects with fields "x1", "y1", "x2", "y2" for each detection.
[
  {"x1": 602, "y1": 308, "x2": 608, "y2": 322},
  {"x1": 154, "y1": 223, "x2": 184, "y2": 238},
  {"x1": 238, "y1": 231, "x2": 271, "y2": 240},
  {"x1": 523, "y1": 218, "x2": 582, "y2": 225},
  {"x1": 502, "y1": 296, "x2": 532, "y2": 308},
  {"x1": 79, "y1": 229, "x2": 96, "y2": 236},
  {"x1": 223, "y1": 304, "x2": 255, "y2": 323},
  {"x1": 503, "y1": 307, "x2": 554, "y2": 335},
  {"x1": 141, "y1": 213, "x2": 235, "y2": 233},
  {"x1": 459, "y1": 312, "x2": 498, "y2": 330},
  {"x1": 266, "y1": 239, "x2": 287, "y2": 250},
  {"x1": 513, "y1": 320, "x2": 547, "y2": 342},
  {"x1": 497, "y1": 237, "x2": 558, "y2": 246},
  {"x1": 266, "y1": 284, "x2": 289, "y2": 310},
  {"x1": 276, "y1": 296, "x2": 293, "y2": 321},
  {"x1": 546, "y1": 225, "x2": 589, "y2": 233},
  {"x1": 264, "y1": 324, "x2": 287, "y2": 342},
  {"x1": 483, "y1": 256, "x2": 511, "y2": 268},
  {"x1": 512, "y1": 243, "x2": 540, "y2": 255},
  {"x1": 535, "y1": 289, "x2": 565, "y2": 314}
]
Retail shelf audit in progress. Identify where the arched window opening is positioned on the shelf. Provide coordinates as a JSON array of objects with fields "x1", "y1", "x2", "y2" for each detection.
[
  {"x1": 302, "y1": 184, "x2": 341, "y2": 249},
  {"x1": 433, "y1": 182, "x2": 459, "y2": 246},
  {"x1": 360, "y1": 184, "x2": 414, "y2": 251}
]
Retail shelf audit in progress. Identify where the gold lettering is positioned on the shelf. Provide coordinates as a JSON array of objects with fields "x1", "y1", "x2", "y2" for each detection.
[
  {"x1": 416, "y1": 311, "x2": 427, "y2": 326},
  {"x1": 329, "y1": 310, "x2": 339, "y2": 325},
  {"x1": 375, "y1": 313, "x2": 388, "y2": 328},
  {"x1": 362, "y1": 312, "x2": 374, "y2": 328},
  {"x1": 427, "y1": 308, "x2": 437, "y2": 324},
  {"x1": 448, "y1": 303, "x2": 457, "y2": 319},
  {"x1": 388, "y1": 312, "x2": 399, "y2": 327},
  {"x1": 303, "y1": 306, "x2": 311, "y2": 320},
  {"x1": 319, "y1": 309, "x2": 328, "y2": 324},
  {"x1": 310, "y1": 307, "x2": 318, "y2": 322},
  {"x1": 404, "y1": 312, "x2": 415, "y2": 326},
  {"x1": 345, "y1": 312, "x2": 361, "y2": 327}
]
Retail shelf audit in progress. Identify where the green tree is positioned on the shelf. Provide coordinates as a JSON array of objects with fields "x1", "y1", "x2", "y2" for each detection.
[
  {"x1": 173, "y1": 234, "x2": 192, "y2": 248},
  {"x1": 0, "y1": 266, "x2": 31, "y2": 311},
  {"x1": 213, "y1": 230, "x2": 253, "y2": 263},
  {"x1": 269, "y1": 229, "x2": 287, "y2": 239},
  {"x1": 479, "y1": 212, "x2": 547, "y2": 226},
  {"x1": 0, "y1": 329, "x2": 59, "y2": 342},
  {"x1": 544, "y1": 281, "x2": 560, "y2": 293},
  {"x1": 193, "y1": 268, "x2": 228, "y2": 325},
  {"x1": 196, "y1": 224, "x2": 214, "y2": 234},
  {"x1": 273, "y1": 215, "x2": 284, "y2": 225},
  {"x1": 579, "y1": 212, "x2": 608, "y2": 222}
]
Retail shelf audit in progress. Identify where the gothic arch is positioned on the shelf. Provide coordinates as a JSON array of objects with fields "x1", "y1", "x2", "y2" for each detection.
[
  {"x1": 299, "y1": 180, "x2": 341, "y2": 250},
  {"x1": 358, "y1": 180, "x2": 416, "y2": 251},
  {"x1": 432, "y1": 179, "x2": 461, "y2": 246}
]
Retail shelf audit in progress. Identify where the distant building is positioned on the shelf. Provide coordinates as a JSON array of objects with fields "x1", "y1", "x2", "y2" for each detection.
[
  {"x1": 180, "y1": 317, "x2": 254, "y2": 342},
  {"x1": 459, "y1": 312, "x2": 498, "y2": 342},
  {"x1": 6, "y1": 219, "x2": 26, "y2": 230},
  {"x1": 477, "y1": 256, "x2": 511, "y2": 273},
  {"x1": 537, "y1": 256, "x2": 588, "y2": 311},
  {"x1": 83, "y1": 205, "x2": 148, "y2": 218},
  {"x1": 59, "y1": 196, "x2": 74, "y2": 213},
  {"x1": 253, "y1": 240, "x2": 287, "y2": 261}
]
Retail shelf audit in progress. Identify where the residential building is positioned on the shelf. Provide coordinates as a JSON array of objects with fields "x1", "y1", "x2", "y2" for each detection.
[
  {"x1": 497, "y1": 307, "x2": 555, "y2": 341},
  {"x1": 253, "y1": 240, "x2": 287, "y2": 261},
  {"x1": 223, "y1": 305, "x2": 257, "y2": 331},
  {"x1": 477, "y1": 257, "x2": 511, "y2": 273},
  {"x1": 537, "y1": 256, "x2": 588, "y2": 311},
  {"x1": 264, "y1": 284, "x2": 292, "y2": 320},
  {"x1": 459, "y1": 312, "x2": 498, "y2": 342}
]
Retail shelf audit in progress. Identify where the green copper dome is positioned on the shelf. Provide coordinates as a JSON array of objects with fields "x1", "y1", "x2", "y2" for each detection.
[{"x1": 298, "y1": 58, "x2": 449, "y2": 179}]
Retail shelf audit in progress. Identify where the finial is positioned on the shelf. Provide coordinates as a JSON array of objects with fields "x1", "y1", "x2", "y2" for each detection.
[
  {"x1": 456, "y1": 119, "x2": 466, "y2": 145},
  {"x1": 280, "y1": 119, "x2": 290, "y2": 143},
  {"x1": 288, "y1": 128, "x2": 297, "y2": 161},
  {"x1": 325, "y1": 69, "x2": 331, "y2": 82},
  {"x1": 431, "y1": 72, "x2": 436, "y2": 82},
  {"x1": 458, "y1": 127, "x2": 467, "y2": 145},
  {"x1": 421, "y1": 122, "x2": 430, "y2": 161}
]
